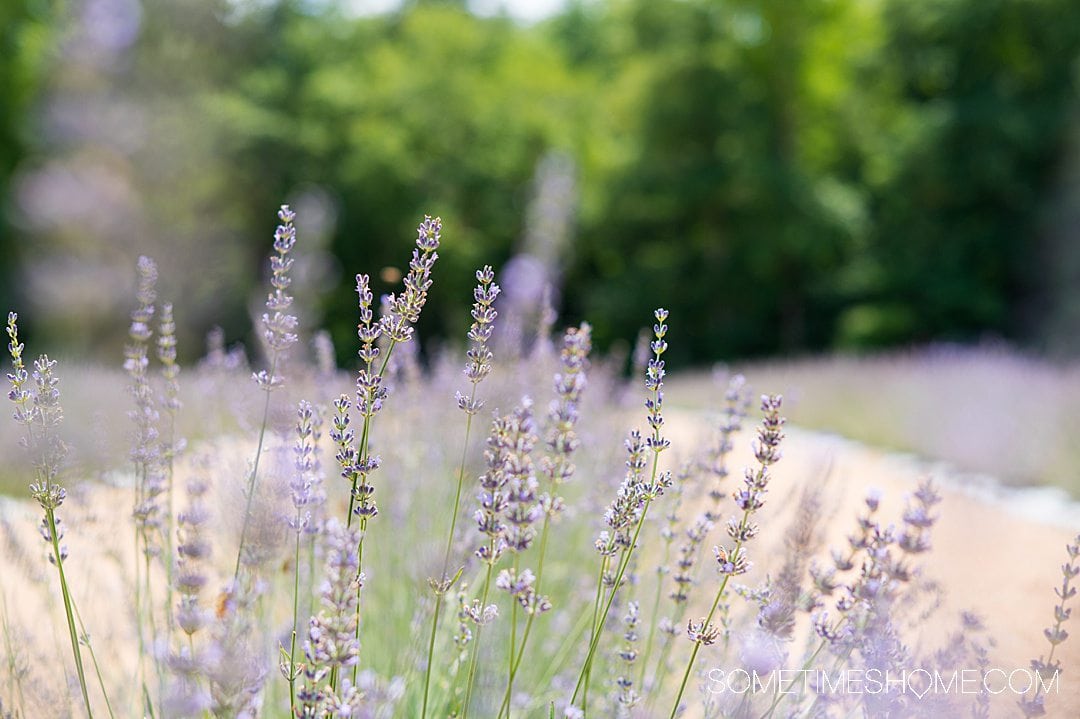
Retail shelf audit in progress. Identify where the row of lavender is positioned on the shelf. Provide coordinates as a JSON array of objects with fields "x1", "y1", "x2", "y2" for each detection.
[{"x1": 4, "y1": 206, "x2": 1078, "y2": 718}]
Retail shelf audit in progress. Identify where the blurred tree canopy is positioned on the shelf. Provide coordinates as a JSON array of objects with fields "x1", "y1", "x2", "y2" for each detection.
[
  {"x1": 2, "y1": 0, "x2": 1079, "y2": 367},
  {"x1": 0, "y1": 0, "x2": 53, "y2": 322}
]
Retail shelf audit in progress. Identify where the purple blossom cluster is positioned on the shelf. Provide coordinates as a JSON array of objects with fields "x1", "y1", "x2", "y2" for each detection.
[
  {"x1": 457, "y1": 265, "x2": 501, "y2": 415},
  {"x1": 297, "y1": 520, "x2": 364, "y2": 716},
  {"x1": 253, "y1": 205, "x2": 299, "y2": 391},
  {"x1": 174, "y1": 467, "x2": 212, "y2": 639},
  {"x1": 538, "y1": 323, "x2": 591, "y2": 504},
  {"x1": 289, "y1": 400, "x2": 325, "y2": 535},
  {"x1": 380, "y1": 216, "x2": 440, "y2": 342}
]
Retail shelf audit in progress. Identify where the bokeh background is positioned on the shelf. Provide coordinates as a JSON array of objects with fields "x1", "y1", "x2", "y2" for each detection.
[{"x1": 4, "y1": 0, "x2": 1080, "y2": 367}]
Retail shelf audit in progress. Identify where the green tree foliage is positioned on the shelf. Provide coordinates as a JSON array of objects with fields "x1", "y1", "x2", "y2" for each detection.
[
  {"x1": 564, "y1": 0, "x2": 872, "y2": 363},
  {"x1": 562, "y1": 0, "x2": 1080, "y2": 360},
  {"x1": 3, "y1": 0, "x2": 1078, "y2": 364},
  {"x1": 179, "y1": 1, "x2": 593, "y2": 359},
  {"x1": 0, "y1": 0, "x2": 53, "y2": 317},
  {"x1": 845, "y1": 0, "x2": 1080, "y2": 347}
]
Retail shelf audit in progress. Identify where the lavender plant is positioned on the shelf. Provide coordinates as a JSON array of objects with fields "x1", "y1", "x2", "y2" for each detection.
[
  {"x1": 2, "y1": 206, "x2": 1077, "y2": 719},
  {"x1": 332, "y1": 216, "x2": 440, "y2": 687},
  {"x1": 6, "y1": 314, "x2": 97, "y2": 717},
  {"x1": 235, "y1": 204, "x2": 300, "y2": 578},
  {"x1": 571, "y1": 308, "x2": 673, "y2": 714},
  {"x1": 283, "y1": 400, "x2": 323, "y2": 714},
  {"x1": 1020, "y1": 533, "x2": 1080, "y2": 717},
  {"x1": 668, "y1": 394, "x2": 785, "y2": 718},
  {"x1": 497, "y1": 323, "x2": 591, "y2": 719},
  {"x1": 422, "y1": 265, "x2": 500, "y2": 719}
]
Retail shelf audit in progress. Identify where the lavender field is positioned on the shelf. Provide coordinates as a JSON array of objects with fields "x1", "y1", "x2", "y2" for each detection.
[{"x1": 2, "y1": 209, "x2": 1079, "y2": 719}]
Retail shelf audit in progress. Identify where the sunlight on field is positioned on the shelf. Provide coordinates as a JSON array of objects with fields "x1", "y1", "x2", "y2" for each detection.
[{"x1": 668, "y1": 347, "x2": 1080, "y2": 498}]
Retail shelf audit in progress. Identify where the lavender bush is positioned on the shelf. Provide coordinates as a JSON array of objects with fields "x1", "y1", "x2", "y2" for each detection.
[{"x1": 1, "y1": 206, "x2": 1077, "y2": 719}]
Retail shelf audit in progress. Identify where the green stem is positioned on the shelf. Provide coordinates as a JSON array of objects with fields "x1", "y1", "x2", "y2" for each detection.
[
  {"x1": 47, "y1": 509, "x2": 93, "y2": 718},
  {"x1": 646, "y1": 600, "x2": 690, "y2": 714},
  {"x1": 234, "y1": 354, "x2": 278, "y2": 579},
  {"x1": 442, "y1": 391, "x2": 477, "y2": 573},
  {"x1": 667, "y1": 549, "x2": 741, "y2": 718},
  {"x1": 462, "y1": 561, "x2": 495, "y2": 719},
  {"x1": 572, "y1": 490, "x2": 658, "y2": 708},
  {"x1": 143, "y1": 550, "x2": 163, "y2": 715},
  {"x1": 498, "y1": 611, "x2": 534, "y2": 719},
  {"x1": 669, "y1": 641, "x2": 701, "y2": 719},
  {"x1": 497, "y1": 510, "x2": 553, "y2": 719},
  {"x1": 525, "y1": 601, "x2": 595, "y2": 714},
  {"x1": 421, "y1": 593, "x2": 445, "y2": 719},
  {"x1": 346, "y1": 341, "x2": 398, "y2": 689},
  {"x1": 72, "y1": 600, "x2": 116, "y2": 719},
  {"x1": 422, "y1": 385, "x2": 478, "y2": 719},
  {"x1": 133, "y1": 519, "x2": 145, "y2": 711},
  {"x1": 506, "y1": 555, "x2": 520, "y2": 711},
  {"x1": 575, "y1": 553, "x2": 610, "y2": 714},
  {"x1": 639, "y1": 541, "x2": 672, "y2": 691},
  {"x1": 350, "y1": 516, "x2": 368, "y2": 688},
  {"x1": 288, "y1": 523, "x2": 302, "y2": 715}
]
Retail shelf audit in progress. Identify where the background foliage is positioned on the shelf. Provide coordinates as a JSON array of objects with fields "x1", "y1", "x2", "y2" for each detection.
[{"x1": 2, "y1": 0, "x2": 1079, "y2": 366}]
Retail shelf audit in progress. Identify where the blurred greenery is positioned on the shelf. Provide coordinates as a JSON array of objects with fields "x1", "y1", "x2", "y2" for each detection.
[{"x1": 2, "y1": 0, "x2": 1079, "y2": 367}]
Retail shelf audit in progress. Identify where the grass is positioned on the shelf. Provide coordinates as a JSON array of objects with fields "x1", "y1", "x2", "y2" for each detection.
[{"x1": 1, "y1": 207, "x2": 1077, "y2": 719}]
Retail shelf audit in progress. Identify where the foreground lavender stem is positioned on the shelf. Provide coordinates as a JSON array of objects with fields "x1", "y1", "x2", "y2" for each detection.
[
  {"x1": 422, "y1": 265, "x2": 500, "y2": 719},
  {"x1": 6, "y1": 313, "x2": 95, "y2": 717},
  {"x1": 498, "y1": 323, "x2": 591, "y2": 719},
  {"x1": 157, "y1": 301, "x2": 182, "y2": 632},
  {"x1": 461, "y1": 407, "x2": 523, "y2": 719},
  {"x1": 235, "y1": 204, "x2": 300, "y2": 579},
  {"x1": 572, "y1": 309, "x2": 672, "y2": 712},
  {"x1": 123, "y1": 255, "x2": 162, "y2": 710},
  {"x1": 297, "y1": 520, "x2": 362, "y2": 716},
  {"x1": 668, "y1": 395, "x2": 785, "y2": 718},
  {"x1": 283, "y1": 401, "x2": 320, "y2": 715},
  {"x1": 1019, "y1": 533, "x2": 1080, "y2": 717},
  {"x1": 340, "y1": 216, "x2": 440, "y2": 687}
]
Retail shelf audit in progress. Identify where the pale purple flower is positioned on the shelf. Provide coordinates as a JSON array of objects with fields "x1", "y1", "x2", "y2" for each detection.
[{"x1": 254, "y1": 205, "x2": 299, "y2": 390}]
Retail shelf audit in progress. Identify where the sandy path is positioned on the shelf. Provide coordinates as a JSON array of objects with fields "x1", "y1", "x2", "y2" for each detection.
[{"x1": 662, "y1": 411, "x2": 1080, "y2": 718}]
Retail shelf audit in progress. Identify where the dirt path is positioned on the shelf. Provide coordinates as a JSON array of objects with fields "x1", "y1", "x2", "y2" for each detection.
[{"x1": 663, "y1": 411, "x2": 1080, "y2": 717}]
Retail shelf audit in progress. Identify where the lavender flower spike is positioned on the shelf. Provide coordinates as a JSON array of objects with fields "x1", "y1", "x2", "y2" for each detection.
[
  {"x1": 235, "y1": 205, "x2": 301, "y2": 579},
  {"x1": 297, "y1": 520, "x2": 363, "y2": 716},
  {"x1": 379, "y1": 215, "x2": 441, "y2": 343},
  {"x1": 6, "y1": 313, "x2": 94, "y2": 716},
  {"x1": 254, "y1": 205, "x2": 299, "y2": 390}
]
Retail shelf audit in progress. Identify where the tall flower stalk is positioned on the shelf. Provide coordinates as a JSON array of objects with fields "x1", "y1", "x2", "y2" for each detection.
[
  {"x1": 422, "y1": 265, "x2": 500, "y2": 719},
  {"x1": 333, "y1": 216, "x2": 440, "y2": 686},
  {"x1": 667, "y1": 394, "x2": 785, "y2": 718},
  {"x1": 234, "y1": 205, "x2": 300, "y2": 578},
  {"x1": 283, "y1": 400, "x2": 322, "y2": 715},
  {"x1": 296, "y1": 521, "x2": 364, "y2": 717},
  {"x1": 156, "y1": 301, "x2": 182, "y2": 631},
  {"x1": 1020, "y1": 533, "x2": 1079, "y2": 717},
  {"x1": 123, "y1": 256, "x2": 166, "y2": 710},
  {"x1": 498, "y1": 323, "x2": 591, "y2": 719},
  {"x1": 169, "y1": 461, "x2": 212, "y2": 712},
  {"x1": 6, "y1": 313, "x2": 95, "y2": 717},
  {"x1": 571, "y1": 308, "x2": 673, "y2": 713},
  {"x1": 460, "y1": 404, "x2": 532, "y2": 718}
]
